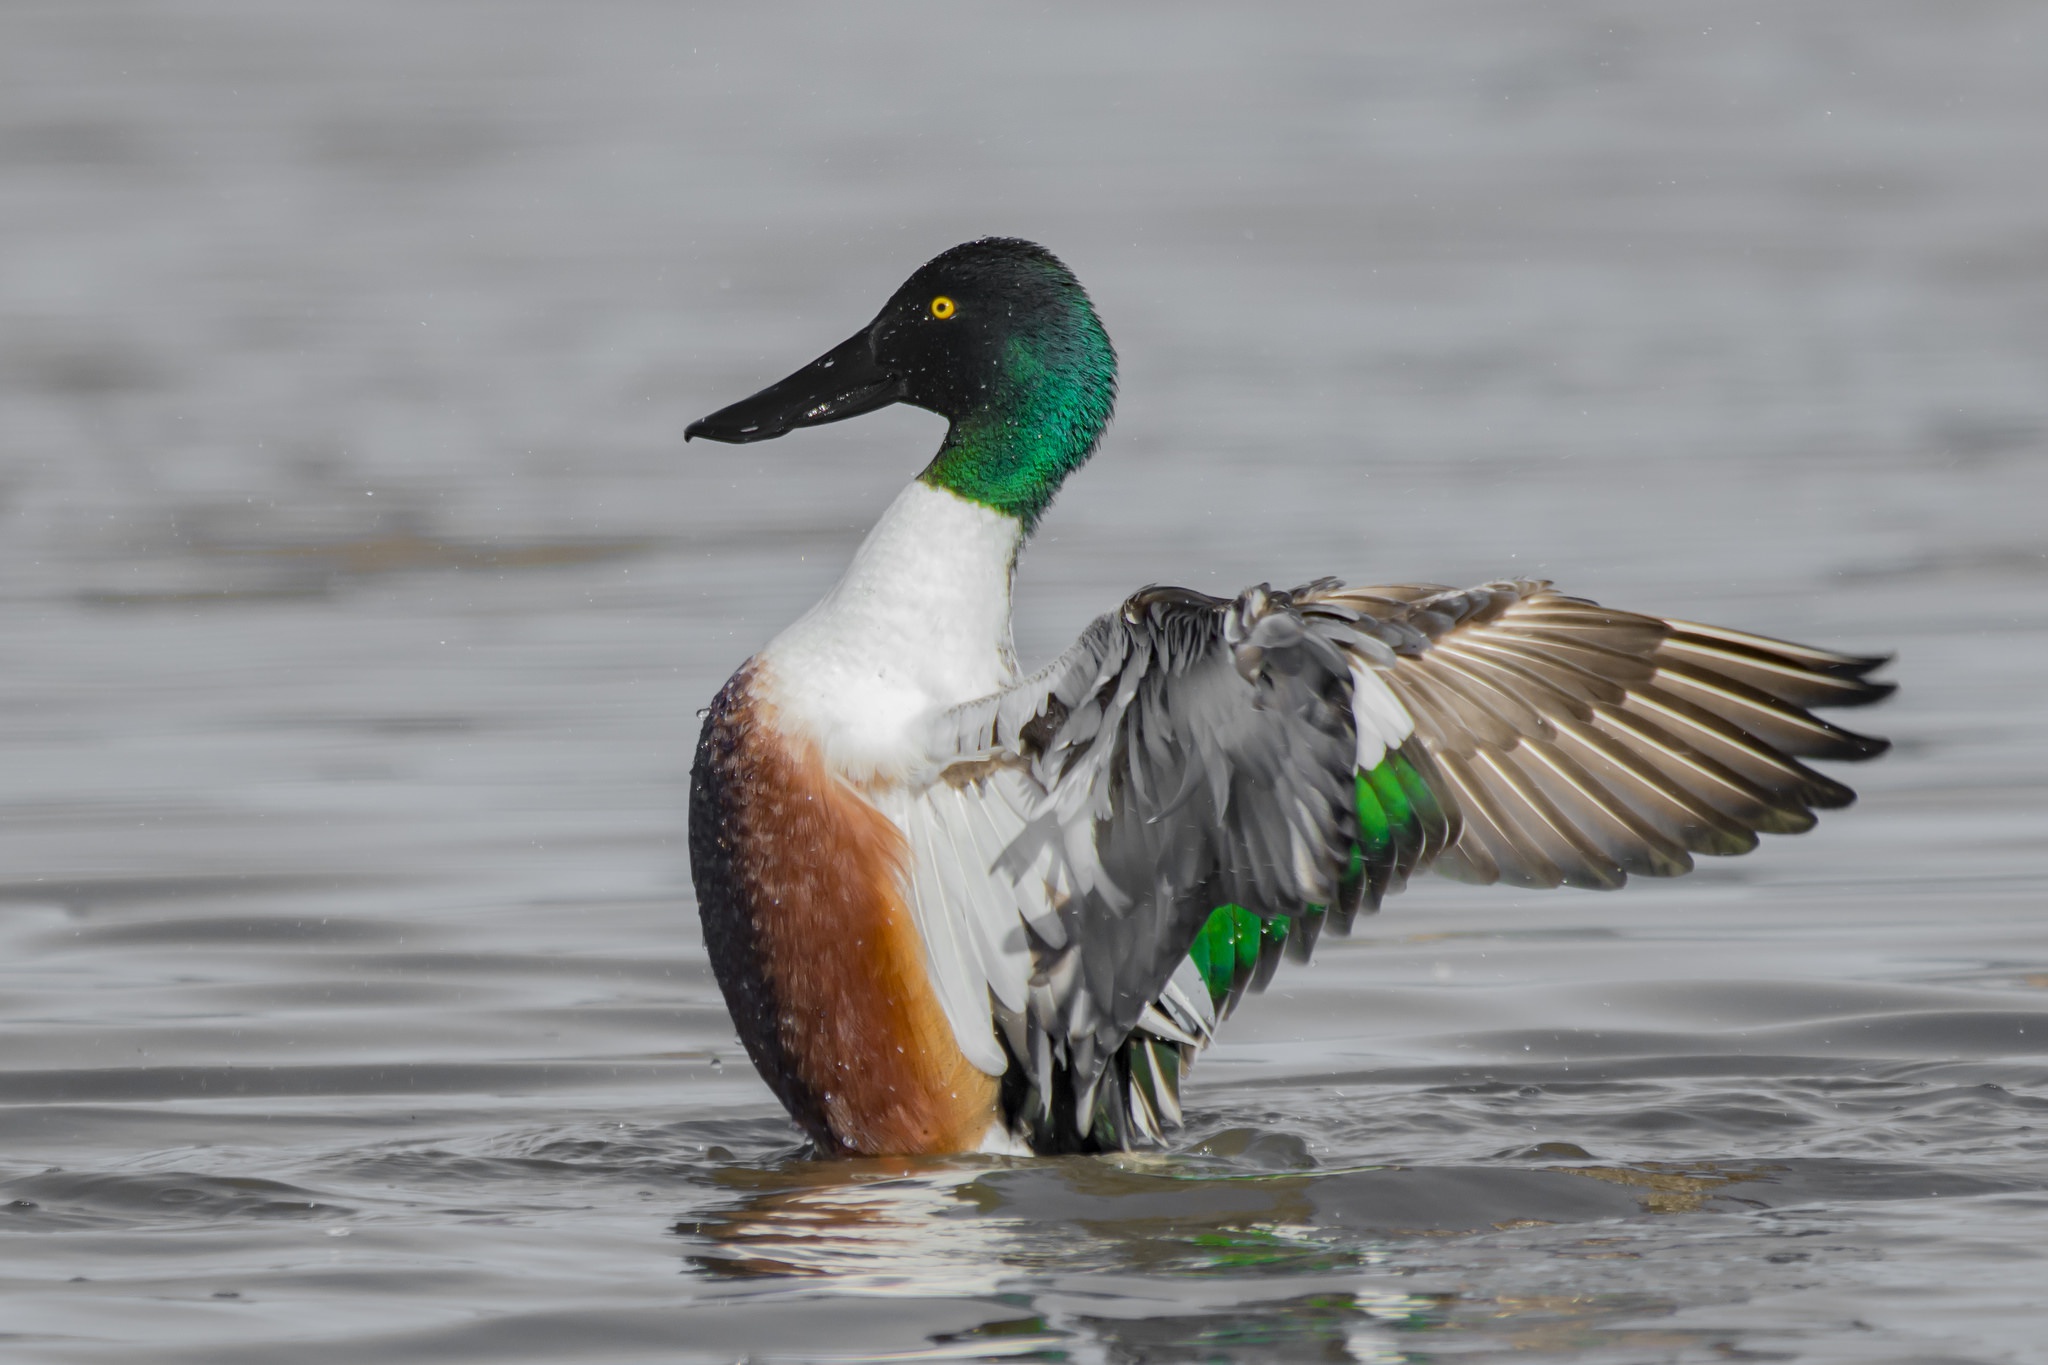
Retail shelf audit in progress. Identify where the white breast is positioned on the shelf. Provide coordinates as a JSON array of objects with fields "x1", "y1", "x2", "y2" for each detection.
[{"x1": 757, "y1": 481, "x2": 1024, "y2": 782}]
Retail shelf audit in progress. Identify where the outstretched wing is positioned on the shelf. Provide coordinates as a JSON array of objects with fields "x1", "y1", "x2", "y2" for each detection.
[{"x1": 904, "y1": 577, "x2": 1890, "y2": 1148}]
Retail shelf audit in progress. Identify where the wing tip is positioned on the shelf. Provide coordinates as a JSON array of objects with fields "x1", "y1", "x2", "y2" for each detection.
[{"x1": 1834, "y1": 676, "x2": 1898, "y2": 709}]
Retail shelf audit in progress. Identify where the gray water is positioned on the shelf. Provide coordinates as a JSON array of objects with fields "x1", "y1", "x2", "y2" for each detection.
[{"x1": 3, "y1": 3, "x2": 2047, "y2": 1360}]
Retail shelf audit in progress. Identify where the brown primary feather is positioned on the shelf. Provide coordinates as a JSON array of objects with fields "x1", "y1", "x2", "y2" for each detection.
[{"x1": 1306, "y1": 581, "x2": 1890, "y2": 892}]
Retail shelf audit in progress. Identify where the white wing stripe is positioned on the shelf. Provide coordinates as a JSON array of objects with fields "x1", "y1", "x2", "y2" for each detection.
[
  {"x1": 1346, "y1": 659, "x2": 1413, "y2": 771},
  {"x1": 890, "y1": 788, "x2": 1007, "y2": 1075}
]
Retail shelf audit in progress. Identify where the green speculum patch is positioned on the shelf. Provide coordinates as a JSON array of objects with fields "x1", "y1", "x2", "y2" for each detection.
[
  {"x1": 1188, "y1": 902, "x2": 1283, "y2": 1009},
  {"x1": 1188, "y1": 751, "x2": 1440, "y2": 1009}
]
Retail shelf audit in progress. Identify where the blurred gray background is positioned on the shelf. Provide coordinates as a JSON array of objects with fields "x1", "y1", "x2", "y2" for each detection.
[
  {"x1": 5, "y1": 1, "x2": 2043, "y2": 888},
  {"x1": 3, "y1": 4, "x2": 2045, "y2": 1362}
]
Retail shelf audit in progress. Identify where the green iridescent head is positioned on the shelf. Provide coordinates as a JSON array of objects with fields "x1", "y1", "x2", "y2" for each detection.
[{"x1": 686, "y1": 238, "x2": 1117, "y2": 532}]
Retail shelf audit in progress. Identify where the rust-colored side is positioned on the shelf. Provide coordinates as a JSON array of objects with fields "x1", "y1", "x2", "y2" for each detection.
[{"x1": 689, "y1": 666, "x2": 1000, "y2": 1156}]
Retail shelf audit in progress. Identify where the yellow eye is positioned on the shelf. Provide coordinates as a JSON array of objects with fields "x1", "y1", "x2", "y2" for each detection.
[{"x1": 929, "y1": 295, "x2": 956, "y2": 320}]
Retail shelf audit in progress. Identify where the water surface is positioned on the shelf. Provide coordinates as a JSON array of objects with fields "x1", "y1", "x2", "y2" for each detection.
[{"x1": 3, "y1": 3, "x2": 2047, "y2": 1361}]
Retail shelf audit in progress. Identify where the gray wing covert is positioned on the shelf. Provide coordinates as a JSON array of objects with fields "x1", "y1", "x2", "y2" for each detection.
[{"x1": 931, "y1": 584, "x2": 1376, "y2": 1146}]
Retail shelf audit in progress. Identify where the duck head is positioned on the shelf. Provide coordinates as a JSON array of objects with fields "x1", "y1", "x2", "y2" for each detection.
[{"x1": 687, "y1": 237, "x2": 1117, "y2": 531}]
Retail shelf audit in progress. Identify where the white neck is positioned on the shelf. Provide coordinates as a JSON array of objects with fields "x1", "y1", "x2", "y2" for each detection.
[{"x1": 757, "y1": 481, "x2": 1024, "y2": 781}]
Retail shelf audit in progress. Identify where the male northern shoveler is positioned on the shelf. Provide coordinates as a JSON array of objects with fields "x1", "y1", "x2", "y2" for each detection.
[{"x1": 684, "y1": 238, "x2": 1892, "y2": 1158}]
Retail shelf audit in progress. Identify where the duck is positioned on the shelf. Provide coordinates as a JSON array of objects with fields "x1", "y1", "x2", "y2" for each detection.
[{"x1": 683, "y1": 237, "x2": 1892, "y2": 1158}]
